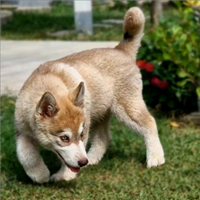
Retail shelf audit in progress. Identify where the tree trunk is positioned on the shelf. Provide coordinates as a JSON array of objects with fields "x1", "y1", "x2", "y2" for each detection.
[{"x1": 150, "y1": 0, "x2": 163, "y2": 27}]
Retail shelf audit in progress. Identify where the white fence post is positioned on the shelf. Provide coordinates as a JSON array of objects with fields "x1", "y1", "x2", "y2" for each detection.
[{"x1": 74, "y1": 0, "x2": 93, "y2": 35}]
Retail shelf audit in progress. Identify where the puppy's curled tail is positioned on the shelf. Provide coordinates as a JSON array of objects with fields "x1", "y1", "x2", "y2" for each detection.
[{"x1": 116, "y1": 7, "x2": 145, "y2": 58}]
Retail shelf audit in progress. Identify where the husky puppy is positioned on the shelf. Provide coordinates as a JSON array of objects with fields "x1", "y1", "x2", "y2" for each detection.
[{"x1": 15, "y1": 7, "x2": 165, "y2": 183}]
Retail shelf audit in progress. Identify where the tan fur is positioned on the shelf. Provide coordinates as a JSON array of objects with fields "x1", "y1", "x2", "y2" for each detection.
[{"x1": 15, "y1": 7, "x2": 165, "y2": 184}]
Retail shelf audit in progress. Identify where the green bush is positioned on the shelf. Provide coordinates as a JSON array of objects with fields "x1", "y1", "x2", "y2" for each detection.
[{"x1": 137, "y1": 2, "x2": 200, "y2": 112}]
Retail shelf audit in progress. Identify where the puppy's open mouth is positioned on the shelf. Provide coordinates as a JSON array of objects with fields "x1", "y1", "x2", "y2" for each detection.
[{"x1": 55, "y1": 150, "x2": 80, "y2": 173}]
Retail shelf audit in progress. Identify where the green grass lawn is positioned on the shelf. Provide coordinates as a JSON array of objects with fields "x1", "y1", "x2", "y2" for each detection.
[{"x1": 1, "y1": 95, "x2": 200, "y2": 200}]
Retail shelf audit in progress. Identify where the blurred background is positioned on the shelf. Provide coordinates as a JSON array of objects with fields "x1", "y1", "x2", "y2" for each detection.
[{"x1": 1, "y1": 0, "x2": 200, "y2": 115}]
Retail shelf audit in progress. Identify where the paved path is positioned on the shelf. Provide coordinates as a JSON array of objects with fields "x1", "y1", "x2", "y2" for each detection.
[{"x1": 1, "y1": 40, "x2": 118, "y2": 96}]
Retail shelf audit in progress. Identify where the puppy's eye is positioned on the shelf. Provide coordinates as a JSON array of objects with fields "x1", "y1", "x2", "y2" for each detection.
[
  {"x1": 80, "y1": 131, "x2": 84, "y2": 139},
  {"x1": 60, "y1": 135, "x2": 69, "y2": 142}
]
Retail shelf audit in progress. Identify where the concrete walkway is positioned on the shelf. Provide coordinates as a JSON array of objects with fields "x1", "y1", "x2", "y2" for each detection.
[{"x1": 1, "y1": 40, "x2": 118, "y2": 96}]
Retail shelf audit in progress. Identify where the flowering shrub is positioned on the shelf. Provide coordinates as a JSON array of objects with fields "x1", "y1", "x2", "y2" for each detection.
[
  {"x1": 137, "y1": 2, "x2": 200, "y2": 112},
  {"x1": 137, "y1": 60, "x2": 169, "y2": 90}
]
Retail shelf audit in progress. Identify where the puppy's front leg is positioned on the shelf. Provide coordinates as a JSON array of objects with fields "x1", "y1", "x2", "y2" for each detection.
[
  {"x1": 16, "y1": 134, "x2": 50, "y2": 183},
  {"x1": 50, "y1": 162, "x2": 77, "y2": 182}
]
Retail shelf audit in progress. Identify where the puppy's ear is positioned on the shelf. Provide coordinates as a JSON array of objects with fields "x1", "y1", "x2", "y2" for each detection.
[
  {"x1": 36, "y1": 92, "x2": 59, "y2": 118},
  {"x1": 69, "y1": 82, "x2": 85, "y2": 107}
]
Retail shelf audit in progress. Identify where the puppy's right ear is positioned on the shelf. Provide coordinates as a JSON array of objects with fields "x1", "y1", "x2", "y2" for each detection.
[
  {"x1": 69, "y1": 82, "x2": 85, "y2": 107},
  {"x1": 36, "y1": 92, "x2": 59, "y2": 118}
]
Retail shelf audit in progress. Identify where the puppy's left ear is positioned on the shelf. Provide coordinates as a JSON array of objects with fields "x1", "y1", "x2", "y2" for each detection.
[{"x1": 69, "y1": 82, "x2": 85, "y2": 107}]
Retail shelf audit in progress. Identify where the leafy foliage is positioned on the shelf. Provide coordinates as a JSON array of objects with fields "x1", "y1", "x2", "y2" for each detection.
[{"x1": 137, "y1": 2, "x2": 200, "y2": 112}]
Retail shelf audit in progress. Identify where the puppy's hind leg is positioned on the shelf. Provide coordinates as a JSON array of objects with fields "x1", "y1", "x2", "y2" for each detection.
[
  {"x1": 112, "y1": 97, "x2": 165, "y2": 168},
  {"x1": 16, "y1": 133, "x2": 50, "y2": 183},
  {"x1": 87, "y1": 112, "x2": 112, "y2": 165}
]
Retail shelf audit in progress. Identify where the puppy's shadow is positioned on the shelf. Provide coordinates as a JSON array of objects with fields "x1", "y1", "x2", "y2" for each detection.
[
  {"x1": 106, "y1": 146, "x2": 146, "y2": 164},
  {"x1": 44, "y1": 179, "x2": 77, "y2": 189}
]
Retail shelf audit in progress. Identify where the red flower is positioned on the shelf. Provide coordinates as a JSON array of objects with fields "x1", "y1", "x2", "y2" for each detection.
[
  {"x1": 151, "y1": 77, "x2": 169, "y2": 89},
  {"x1": 136, "y1": 60, "x2": 146, "y2": 69},
  {"x1": 159, "y1": 81, "x2": 169, "y2": 89},
  {"x1": 144, "y1": 62, "x2": 154, "y2": 72},
  {"x1": 151, "y1": 76, "x2": 161, "y2": 86},
  {"x1": 136, "y1": 60, "x2": 154, "y2": 72}
]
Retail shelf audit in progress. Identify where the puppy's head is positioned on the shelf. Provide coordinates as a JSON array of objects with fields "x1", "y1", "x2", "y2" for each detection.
[{"x1": 35, "y1": 82, "x2": 88, "y2": 173}]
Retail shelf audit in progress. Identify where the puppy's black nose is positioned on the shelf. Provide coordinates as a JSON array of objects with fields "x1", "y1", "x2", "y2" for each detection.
[{"x1": 78, "y1": 158, "x2": 88, "y2": 167}]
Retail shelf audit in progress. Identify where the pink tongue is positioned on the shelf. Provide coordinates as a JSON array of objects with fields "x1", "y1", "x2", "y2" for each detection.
[{"x1": 69, "y1": 166, "x2": 80, "y2": 173}]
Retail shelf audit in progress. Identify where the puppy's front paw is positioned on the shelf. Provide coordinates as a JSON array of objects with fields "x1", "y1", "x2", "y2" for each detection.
[
  {"x1": 50, "y1": 169, "x2": 77, "y2": 182},
  {"x1": 26, "y1": 167, "x2": 50, "y2": 184}
]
